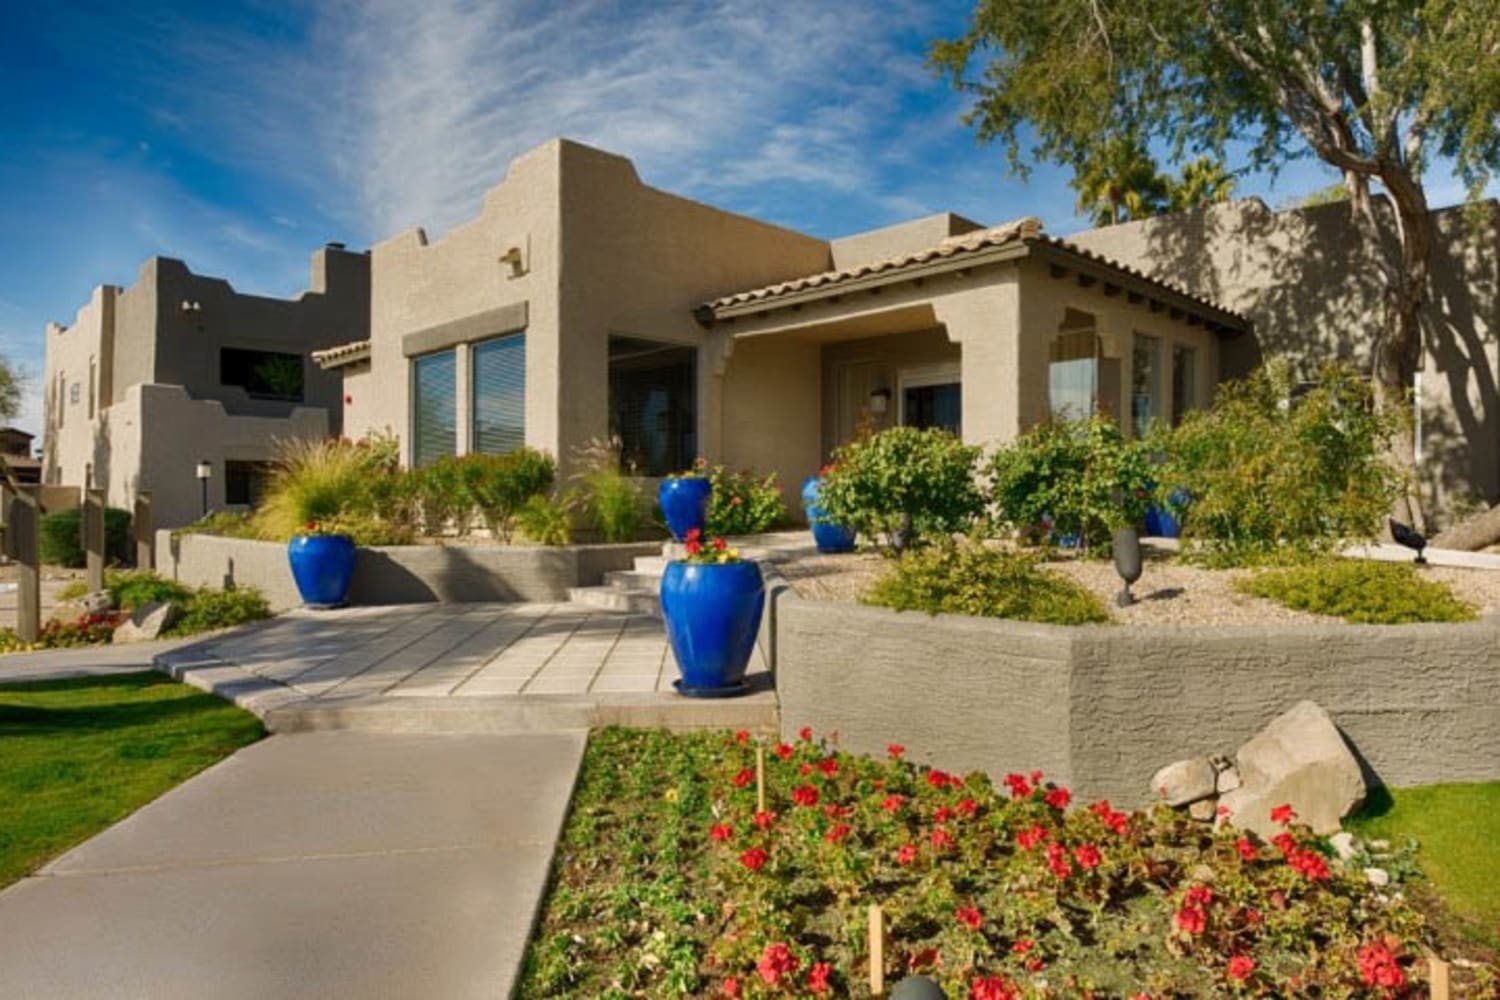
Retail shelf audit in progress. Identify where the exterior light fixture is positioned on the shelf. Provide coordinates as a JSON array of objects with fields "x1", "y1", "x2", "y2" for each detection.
[
  {"x1": 498, "y1": 246, "x2": 525, "y2": 277},
  {"x1": 1112, "y1": 525, "x2": 1142, "y2": 607},
  {"x1": 179, "y1": 300, "x2": 202, "y2": 313},
  {"x1": 868, "y1": 387, "x2": 892, "y2": 415},
  {"x1": 195, "y1": 459, "x2": 212, "y2": 517}
]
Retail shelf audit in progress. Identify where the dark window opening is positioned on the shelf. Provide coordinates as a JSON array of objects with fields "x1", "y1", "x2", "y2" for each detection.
[
  {"x1": 902, "y1": 383, "x2": 961, "y2": 434},
  {"x1": 221, "y1": 348, "x2": 305, "y2": 401},
  {"x1": 608, "y1": 336, "x2": 697, "y2": 476},
  {"x1": 225, "y1": 460, "x2": 276, "y2": 506},
  {"x1": 411, "y1": 350, "x2": 457, "y2": 467}
]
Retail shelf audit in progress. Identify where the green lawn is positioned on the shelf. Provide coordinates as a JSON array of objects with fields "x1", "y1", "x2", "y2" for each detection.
[
  {"x1": 1348, "y1": 781, "x2": 1500, "y2": 945},
  {"x1": 0, "y1": 672, "x2": 263, "y2": 888}
]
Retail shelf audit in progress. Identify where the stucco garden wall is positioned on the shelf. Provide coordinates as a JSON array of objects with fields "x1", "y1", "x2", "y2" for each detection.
[
  {"x1": 157, "y1": 531, "x2": 659, "y2": 612},
  {"x1": 773, "y1": 592, "x2": 1500, "y2": 805}
]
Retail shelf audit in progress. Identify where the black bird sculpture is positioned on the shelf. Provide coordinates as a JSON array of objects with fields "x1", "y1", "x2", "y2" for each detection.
[{"x1": 1389, "y1": 518, "x2": 1428, "y2": 565}]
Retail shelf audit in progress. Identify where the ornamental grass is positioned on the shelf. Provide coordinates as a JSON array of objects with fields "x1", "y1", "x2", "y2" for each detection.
[{"x1": 522, "y1": 728, "x2": 1466, "y2": 999}]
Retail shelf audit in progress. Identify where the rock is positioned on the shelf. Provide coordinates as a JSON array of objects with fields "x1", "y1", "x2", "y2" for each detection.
[
  {"x1": 1364, "y1": 867, "x2": 1391, "y2": 887},
  {"x1": 1188, "y1": 798, "x2": 1218, "y2": 821},
  {"x1": 80, "y1": 589, "x2": 114, "y2": 614},
  {"x1": 1149, "y1": 757, "x2": 1217, "y2": 806},
  {"x1": 1216, "y1": 701, "x2": 1366, "y2": 838},
  {"x1": 1329, "y1": 831, "x2": 1358, "y2": 861},
  {"x1": 112, "y1": 600, "x2": 180, "y2": 644},
  {"x1": 1216, "y1": 765, "x2": 1242, "y2": 794}
]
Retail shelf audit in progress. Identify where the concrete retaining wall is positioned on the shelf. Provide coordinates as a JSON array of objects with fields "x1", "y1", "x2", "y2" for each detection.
[
  {"x1": 774, "y1": 594, "x2": 1500, "y2": 804},
  {"x1": 157, "y1": 531, "x2": 659, "y2": 611}
]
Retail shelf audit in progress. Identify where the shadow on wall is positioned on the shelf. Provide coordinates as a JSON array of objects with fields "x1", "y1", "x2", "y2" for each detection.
[
  {"x1": 1136, "y1": 199, "x2": 1500, "y2": 520},
  {"x1": 348, "y1": 546, "x2": 532, "y2": 605}
]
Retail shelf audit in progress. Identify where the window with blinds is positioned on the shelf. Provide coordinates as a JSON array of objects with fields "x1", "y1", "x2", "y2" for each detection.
[
  {"x1": 608, "y1": 336, "x2": 697, "y2": 476},
  {"x1": 411, "y1": 350, "x2": 457, "y2": 467},
  {"x1": 471, "y1": 333, "x2": 526, "y2": 454}
]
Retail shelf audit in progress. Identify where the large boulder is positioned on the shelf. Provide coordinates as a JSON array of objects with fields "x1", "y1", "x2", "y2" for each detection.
[
  {"x1": 1217, "y1": 701, "x2": 1366, "y2": 837},
  {"x1": 113, "y1": 600, "x2": 181, "y2": 644}
]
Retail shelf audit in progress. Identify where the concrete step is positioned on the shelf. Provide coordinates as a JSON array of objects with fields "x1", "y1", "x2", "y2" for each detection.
[
  {"x1": 632, "y1": 555, "x2": 669, "y2": 574},
  {"x1": 603, "y1": 569, "x2": 663, "y2": 590},
  {"x1": 567, "y1": 585, "x2": 661, "y2": 617}
]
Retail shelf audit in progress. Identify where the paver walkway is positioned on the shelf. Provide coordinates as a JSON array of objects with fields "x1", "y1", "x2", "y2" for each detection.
[
  {"x1": 158, "y1": 601, "x2": 777, "y2": 733},
  {"x1": 0, "y1": 730, "x2": 583, "y2": 999}
]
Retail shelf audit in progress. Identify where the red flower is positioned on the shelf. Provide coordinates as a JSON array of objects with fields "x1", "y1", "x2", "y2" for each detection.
[
  {"x1": 927, "y1": 769, "x2": 954, "y2": 788},
  {"x1": 732, "y1": 768, "x2": 754, "y2": 789},
  {"x1": 1357, "y1": 941, "x2": 1407, "y2": 989},
  {"x1": 930, "y1": 828, "x2": 955, "y2": 851},
  {"x1": 896, "y1": 842, "x2": 918, "y2": 865},
  {"x1": 1242, "y1": 907, "x2": 1262, "y2": 926},
  {"x1": 933, "y1": 806, "x2": 955, "y2": 824},
  {"x1": 956, "y1": 798, "x2": 978, "y2": 818},
  {"x1": 1045, "y1": 842, "x2": 1073, "y2": 878},
  {"x1": 823, "y1": 803, "x2": 851, "y2": 819},
  {"x1": 881, "y1": 794, "x2": 905, "y2": 813},
  {"x1": 709, "y1": 823, "x2": 733, "y2": 842},
  {"x1": 739, "y1": 847, "x2": 768, "y2": 872},
  {"x1": 686, "y1": 527, "x2": 703, "y2": 542},
  {"x1": 1011, "y1": 938, "x2": 1034, "y2": 955},
  {"x1": 799, "y1": 726, "x2": 814, "y2": 742},
  {"x1": 1287, "y1": 847, "x2": 1330, "y2": 881},
  {"x1": 685, "y1": 538, "x2": 703, "y2": 556},
  {"x1": 1231, "y1": 837, "x2": 1255, "y2": 862},
  {"x1": 1176, "y1": 906, "x2": 1207, "y2": 936},
  {"x1": 817, "y1": 757, "x2": 839, "y2": 777},
  {"x1": 1226, "y1": 955, "x2": 1256, "y2": 981},
  {"x1": 1270, "y1": 803, "x2": 1297, "y2": 826},
  {"x1": 734, "y1": 729, "x2": 750, "y2": 744},
  {"x1": 1185, "y1": 884, "x2": 1214, "y2": 908},
  {"x1": 1073, "y1": 843, "x2": 1102, "y2": 869},
  {"x1": 1044, "y1": 786, "x2": 1072, "y2": 811},
  {"x1": 798, "y1": 763, "x2": 813, "y2": 776},
  {"x1": 955, "y1": 905, "x2": 983, "y2": 930},
  {"x1": 970, "y1": 975, "x2": 1019, "y2": 1000},
  {"x1": 807, "y1": 961, "x2": 833, "y2": 995},
  {"x1": 792, "y1": 784, "x2": 820, "y2": 808},
  {"x1": 824, "y1": 823, "x2": 851, "y2": 844},
  {"x1": 1003, "y1": 773, "x2": 1033, "y2": 799},
  {"x1": 887, "y1": 744, "x2": 905, "y2": 759},
  {"x1": 1088, "y1": 800, "x2": 1130, "y2": 836},
  {"x1": 753, "y1": 810, "x2": 777, "y2": 830},
  {"x1": 774, "y1": 742, "x2": 794, "y2": 760},
  {"x1": 757, "y1": 943, "x2": 801, "y2": 986},
  {"x1": 907, "y1": 948, "x2": 941, "y2": 972},
  {"x1": 1016, "y1": 824, "x2": 1049, "y2": 850},
  {"x1": 722, "y1": 977, "x2": 741, "y2": 998},
  {"x1": 713, "y1": 537, "x2": 728, "y2": 551},
  {"x1": 1271, "y1": 832, "x2": 1296, "y2": 855}
]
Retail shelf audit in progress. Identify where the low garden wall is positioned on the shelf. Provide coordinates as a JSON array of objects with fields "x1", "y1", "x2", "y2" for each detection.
[
  {"x1": 772, "y1": 592, "x2": 1500, "y2": 805},
  {"x1": 156, "y1": 531, "x2": 660, "y2": 611}
]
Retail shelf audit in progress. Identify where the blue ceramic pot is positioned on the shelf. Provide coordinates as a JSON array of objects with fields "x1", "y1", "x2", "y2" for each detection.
[
  {"x1": 800, "y1": 475, "x2": 856, "y2": 553},
  {"x1": 287, "y1": 533, "x2": 357, "y2": 608},
  {"x1": 660, "y1": 559, "x2": 764, "y2": 697},
  {"x1": 658, "y1": 476, "x2": 712, "y2": 541}
]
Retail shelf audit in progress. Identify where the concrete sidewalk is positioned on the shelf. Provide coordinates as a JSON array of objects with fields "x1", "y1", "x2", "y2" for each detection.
[
  {"x1": 0, "y1": 636, "x2": 199, "y2": 685},
  {"x1": 0, "y1": 730, "x2": 584, "y2": 999}
]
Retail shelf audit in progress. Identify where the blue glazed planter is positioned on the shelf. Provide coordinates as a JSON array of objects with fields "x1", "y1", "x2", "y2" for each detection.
[
  {"x1": 660, "y1": 559, "x2": 764, "y2": 698},
  {"x1": 800, "y1": 475, "x2": 856, "y2": 553},
  {"x1": 658, "y1": 476, "x2": 712, "y2": 541},
  {"x1": 287, "y1": 534, "x2": 357, "y2": 609}
]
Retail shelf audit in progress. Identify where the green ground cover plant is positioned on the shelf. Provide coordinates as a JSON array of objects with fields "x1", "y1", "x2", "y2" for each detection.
[
  {"x1": 522, "y1": 727, "x2": 1453, "y2": 998},
  {"x1": 818, "y1": 427, "x2": 984, "y2": 552},
  {"x1": 863, "y1": 542, "x2": 1109, "y2": 625},
  {"x1": 0, "y1": 673, "x2": 262, "y2": 887},
  {"x1": 1235, "y1": 559, "x2": 1477, "y2": 624},
  {"x1": 1348, "y1": 782, "x2": 1500, "y2": 948}
]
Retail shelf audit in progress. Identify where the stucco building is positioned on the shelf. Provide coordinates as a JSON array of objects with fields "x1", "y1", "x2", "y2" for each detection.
[
  {"x1": 319, "y1": 139, "x2": 1242, "y2": 507},
  {"x1": 43, "y1": 245, "x2": 369, "y2": 528}
]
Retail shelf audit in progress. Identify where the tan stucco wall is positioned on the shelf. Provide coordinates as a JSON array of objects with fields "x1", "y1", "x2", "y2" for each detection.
[
  {"x1": 718, "y1": 334, "x2": 823, "y2": 506},
  {"x1": 1069, "y1": 199, "x2": 1500, "y2": 518},
  {"x1": 830, "y1": 212, "x2": 984, "y2": 270}
]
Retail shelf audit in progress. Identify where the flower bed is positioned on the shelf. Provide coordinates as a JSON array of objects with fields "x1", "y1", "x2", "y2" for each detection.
[{"x1": 521, "y1": 728, "x2": 1485, "y2": 998}]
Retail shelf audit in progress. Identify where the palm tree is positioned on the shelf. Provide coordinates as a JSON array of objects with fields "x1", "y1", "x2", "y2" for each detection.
[
  {"x1": 1070, "y1": 136, "x2": 1171, "y2": 226},
  {"x1": 1169, "y1": 157, "x2": 1237, "y2": 212}
]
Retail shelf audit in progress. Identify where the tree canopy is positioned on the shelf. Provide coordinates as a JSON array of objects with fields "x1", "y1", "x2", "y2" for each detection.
[{"x1": 0, "y1": 356, "x2": 23, "y2": 423}]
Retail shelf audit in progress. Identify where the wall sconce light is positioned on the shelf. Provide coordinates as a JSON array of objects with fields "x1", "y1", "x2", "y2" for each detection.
[
  {"x1": 498, "y1": 246, "x2": 526, "y2": 278},
  {"x1": 179, "y1": 300, "x2": 202, "y2": 313},
  {"x1": 868, "y1": 387, "x2": 892, "y2": 415}
]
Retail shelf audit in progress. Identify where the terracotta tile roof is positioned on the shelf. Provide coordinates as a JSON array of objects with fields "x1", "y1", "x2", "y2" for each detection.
[
  {"x1": 700, "y1": 216, "x2": 1248, "y2": 331},
  {"x1": 311, "y1": 339, "x2": 371, "y2": 369}
]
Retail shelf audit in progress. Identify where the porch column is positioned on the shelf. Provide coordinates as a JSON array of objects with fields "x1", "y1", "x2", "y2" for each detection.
[{"x1": 933, "y1": 273, "x2": 1021, "y2": 447}]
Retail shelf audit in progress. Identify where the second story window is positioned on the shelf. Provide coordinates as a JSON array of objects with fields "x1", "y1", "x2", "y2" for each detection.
[{"x1": 220, "y1": 348, "x2": 305, "y2": 402}]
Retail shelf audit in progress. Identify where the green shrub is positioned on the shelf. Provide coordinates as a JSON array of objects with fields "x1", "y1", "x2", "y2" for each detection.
[
  {"x1": 460, "y1": 449, "x2": 556, "y2": 542},
  {"x1": 167, "y1": 587, "x2": 272, "y2": 636},
  {"x1": 818, "y1": 426, "x2": 984, "y2": 551},
  {"x1": 1235, "y1": 558, "x2": 1477, "y2": 624},
  {"x1": 863, "y1": 541, "x2": 1110, "y2": 625},
  {"x1": 987, "y1": 415, "x2": 1154, "y2": 553},
  {"x1": 1156, "y1": 360, "x2": 1402, "y2": 565},
  {"x1": 705, "y1": 465, "x2": 786, "y2": 537},
  {"x1": 106, "y1": 571, "x2": 192, "y2": 610},
  {"x1": 177, "y1": 509, "x2": 260, "y2": 539},
  {"x1": 254, "y1": 435, "x2": 415, "y2": 544},
  {"x1": 516, "y1": 494, "x2": 572, "y2": 545},
  {"x1": 39, "y1": 506, "x2": 131, "y2": 568},
  {"x1": 570, "y1": 438, "x2": 652, "y2": 543}
]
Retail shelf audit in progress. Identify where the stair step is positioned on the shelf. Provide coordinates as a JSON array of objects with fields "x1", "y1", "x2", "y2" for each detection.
[
  {"x1": 604, "y1": 570, "x2": 663, "y2": 590},
  {"x1": 567, "y1": 586, "x2": 662, "y2": 617},
  {"x1": 632, "y1": 555, "x2": 669, "y2": 574}
]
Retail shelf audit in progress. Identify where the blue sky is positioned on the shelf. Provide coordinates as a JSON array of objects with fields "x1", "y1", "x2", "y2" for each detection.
[{"x1": 1, "y1": 1, "x2": 1491, "y2": 438}]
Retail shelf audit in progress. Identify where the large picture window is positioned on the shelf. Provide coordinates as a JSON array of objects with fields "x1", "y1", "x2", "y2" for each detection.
[
  {"x1": 471, "y1": 333, "x2": 525, "y2": 454},
  {"x1": 609, "y1": 336, "x2": 696, "y2": 476},
  {"x1": 1049, "y1": 329, "x2": 1100, "y2": 420},
  {"x1": 411, "y1": 350, "x2": 457, "y2": 467}
]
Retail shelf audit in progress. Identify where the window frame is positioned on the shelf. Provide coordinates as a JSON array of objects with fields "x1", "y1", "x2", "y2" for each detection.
[
  {"x1": 409, "y1": 348, "x2": 459, "y2": 468},
  {"x1": 469, "y1": 332, "x2": 527, "y2": 456}
]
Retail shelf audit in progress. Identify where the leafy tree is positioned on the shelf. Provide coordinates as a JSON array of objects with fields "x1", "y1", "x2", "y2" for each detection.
[
  {"x1": 1070, "y1": 134, "x2": 1171, "y2": 225},
  {"x1": 0, "y1": 355, "x2": 22, "y2": 421},
  {"x1": 933, "y1": 0, "x2": 1500, "y2": 527},
  {"x1": 1169, "y1": 157, "x2": 1237, "y2": 212}
]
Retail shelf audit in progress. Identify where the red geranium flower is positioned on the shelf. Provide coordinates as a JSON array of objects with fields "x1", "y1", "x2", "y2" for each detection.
[
  {"x1": 955, "y1": 905, "x2": 983, "y2": 930},
  {"x1": 1271, "y1": 832, "x2": 1296, "y2": 855},
  {"x1": 1176, "y1": 906, "x2": 1207, "y2": 936},
  {"x1": 799, "y1": 763, "x2": 813, "y2": 776},
  {"x1": 709, "y1": 823, "x2": 733, "y2": 841},
  {"x1": 1016, "y1": 824, "x2": 1049, "y2": 850},
  {"x1": 970, "y1": 975, "x2": 1020, "y2": 1000},
  {"x1": 1287, "y1": 847, "x2": 1330, "y2": 881},
  {"x1": 1235, "y1": 837, "x2": 1257, "y2": 862},
  {"x1": 931, "y1": 828, "x2": 955, "y2": 851},
  {"x1": 824, "y1": 823, "x2": 851, "y2": 844},
  {"x1": 713, "y1": 537, "x2": 728, "y2": 551},
  {"x1": 1089, "y1": 800, "x2": 1130, "y2": 835},
  {"x1": 734, "y1": 729, "x2": 750, "y2": 744},
  {"x1": 896, "y1": 842, "x2": 918, "y2": 865},
  {"x1": 753, "y1": 810, "x2": 777, "y2": 830},
  {"x1": 1045, "y1": 842, "x2": 1072, "y2": 878},
  {"x1": 887, "y1": 744, "x2": 905, "y2": 759},
  {"x1": 927, "y1": 769, "x2": 954, "y2": 788},
  {"x1": 799, "y1": 726, "x2": 814, "y2": 742},
  {"x1": 1074, "y1": 843, "x2": 1102, "y2": 869},
  {"x1": 722, "y1": 976, "x2": 741, "y2": 998},
  {"x1": 1003, "y1": 773, "x2": 1032, "y2": 799},
  {"x1": 1227, "y1": 955, "x2": 1256, "y2": 981},
  {"x1": 1357, "y1": 941, "x2": 1407, "y2": 989},
  {"x1": 956, "y1": 798, "x2": 978, "y2": 818},
  {"x1": 933, "y1": 805, "x2": 955, "y2": 824},
  {"x1": 732, "y1": 768, "x2": 754, "y2": 788},
  {"x1": 807, "y1": 961, "x2": 833, "y2": 995},
  {"x1": 685, "y1": 538, "x2": 702, "y2": 556},
  {"x1": 1045, "y1": 786, "x2": 1072, "y2": 811},
  {"x1": 792, "y1": 784, "x2": 820, "y2": 808},
  {"x1": 1012, "y1": 937, "x2": 1034, "y2": 954},
  {"x1": 881, "y1": 794, "x2": 905, "y2": 813},
  {"x1": 817, "y1": 757, "x2": 838, "y2": 777},
  {"x1": 1185, "y1": 884, "x2": 1214, "y2": 908},
  {"x1": 1270, "y1": 803, "x2": 1297, "y2": 826},
  {"x1": 757, "y1": 943, "x2": 801, "y2": 985},
  {"x1": 775, "y1": 742, "x2": 794, "y2": 760},
  {"x1": 739, "y1": 847, "x2": 768, "y2": 872}
]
